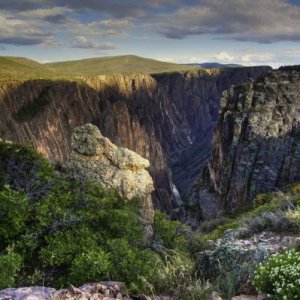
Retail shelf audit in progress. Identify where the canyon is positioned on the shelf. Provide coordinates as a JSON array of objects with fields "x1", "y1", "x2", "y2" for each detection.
[{"x1": 0, "y1": 66, "x2": 271, "y2": 213}]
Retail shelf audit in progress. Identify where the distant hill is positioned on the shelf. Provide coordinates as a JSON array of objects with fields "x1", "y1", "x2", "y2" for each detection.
[
  {"x1": 46, "y1": 55, "x2": 200, "y2": 76},
  {"x1": 0, "y1": 55, "x2": 200, "y2": 81},
  {"x1": 0, "y1": 56, "x2": 57, "y2": 80},
  {"x1": 187, "y1": 62, "x2": 243, "y2": 68},
  {"x1": 279, "y1": 65, "x2": 300, "y2": 72}
]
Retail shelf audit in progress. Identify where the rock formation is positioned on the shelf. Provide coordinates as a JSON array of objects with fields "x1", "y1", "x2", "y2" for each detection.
[
  {"x1": 0, "y1": 67, "x2": 271, "y2": 212},
  {"x1": 0, "y1": 282, "x2": 134, "y2": 300},
  {"x1": 197, "y1": 230, "x2": 300, "y2": 297},
  {"x1": 63, "y1": 124, "x2": 154, "y2": 232},
  {"x1": 208, "y1": 68, "x2": 300, "y2": 210}
]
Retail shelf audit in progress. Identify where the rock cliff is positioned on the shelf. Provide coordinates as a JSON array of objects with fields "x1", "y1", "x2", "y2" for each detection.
[
  {"x1": 208, "y1": 68, "x2": 300, "y2": 210},
  {"x1": 63, "y1": 124, "x2": 154, "y2": 233},
  {"x1": 0, "y1": 67, "x2": 271, "y2": 212}
]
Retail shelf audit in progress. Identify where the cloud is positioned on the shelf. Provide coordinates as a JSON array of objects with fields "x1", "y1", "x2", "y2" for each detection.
[
  {"x1": 213, "y1": 48, "x2": 300, "y2": 67},
  {"x1": 214, "y1": 52, "x2": 234, "y2": 62},
  {"x1": 68, "y1": 18, "x2": 135, "y2": 39},
  {"x1": 161, "y1": 47, "x2": 300, "y2": 68},
  {"x1": 0, "y1": 0, "x2": 181, "y2": 18},
  {"x1": 72, "y1": 36, "x2": 118, "y2": 50},
  {"x1": 2, "y1": 0, "x2": 300, "y2": 50},
  {"x1": 0, "y1": 11, "x2": 54, "y2": 46},
  {"x1": 154, "y1": 0, "x2": 300, "y2": 43},
  {"x1": 17, "y1": 7, "x2": 72, "y2": 25}
]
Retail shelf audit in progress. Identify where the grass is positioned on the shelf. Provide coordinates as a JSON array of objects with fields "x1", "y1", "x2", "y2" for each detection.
[
  {"x1": 0, "y1": 56, "x2": 61, "y2": 81},
  {"x1": 0, "y1": 55, "x2": 200, "y2": 81},
  {"x1": 46, "y1": 55, "x2": 200, "y2": 76},
  {"x1": 200, "y1": 187, "x2": 300, "y2": 240}
]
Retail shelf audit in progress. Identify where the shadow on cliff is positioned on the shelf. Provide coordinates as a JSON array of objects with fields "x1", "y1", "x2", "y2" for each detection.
[
  {"x1": 0, "y1": 78, "x2": 176, "y2": 211},
  {"x1": 0, "y1": 64, "x2": 273, "y2": 213},
  {"x1": 206, "y1": 125, "x2": 300, "y2": 213}
]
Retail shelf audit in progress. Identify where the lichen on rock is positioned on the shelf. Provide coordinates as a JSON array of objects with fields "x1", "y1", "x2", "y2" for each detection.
[{"x1": 63, "y1": 124, "x2": 154, "y2": 230}]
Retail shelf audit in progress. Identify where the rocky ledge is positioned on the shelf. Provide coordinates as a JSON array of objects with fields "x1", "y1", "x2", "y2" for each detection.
[
  {"x1": 0, "y1": 282, "x2": 174, "y2": 300},
  {"x1": 198, "y1": 230, "x2": 300, "y2": 298}
]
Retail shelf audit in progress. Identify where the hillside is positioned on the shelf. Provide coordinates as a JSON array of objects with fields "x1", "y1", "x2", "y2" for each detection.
[
  {"x1": 46, "y1": 55, "x2": 200, "y2": 75},
  {"x1": 0, "y1": 55, "x2": 200, "y2": 81},
  {"x1": 0, "y1": 57, "x2": 58, "y2": 81}
]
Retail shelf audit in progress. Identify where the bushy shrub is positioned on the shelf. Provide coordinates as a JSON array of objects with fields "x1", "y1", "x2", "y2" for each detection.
[
  {"x1": 253, "y1": 250, "x2": 300, "y2": 299},
  {"x1": 153, "y1": 211, "x2": 187, "y2": 250},
  {"x1": 0, "y1": 142, "x2": 53, "y2": 201},
  {"x1": 70, "y1": 249, "x2": 111, "y2": 285},
  {"x1": 0, "y1": 186, "x2": 29, "y2": 242},
  {"x1": 0, "y1": 142, "x2": 160, "y2": 292},
  {"x1": 0, "y1": 246, "x2": 23, "y2": 290}
]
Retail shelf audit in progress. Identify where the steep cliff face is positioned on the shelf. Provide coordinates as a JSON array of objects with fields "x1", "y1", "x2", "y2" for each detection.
[
  {"x1": 0, "y1": 67, "x2": 271, "y2": 211},
  {"x1": 208, "y1": 68, "x2": 300, "y2": 210}
]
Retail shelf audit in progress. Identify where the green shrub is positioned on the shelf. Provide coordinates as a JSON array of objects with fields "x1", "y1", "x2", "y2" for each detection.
[
  {"x1": 0, "y1": 186, "x2": 29, "y2": 242},
  {"x1": 108, "y1": 238, "x2": 160, "y2": 294},
  {"x1": 153, "y1": 211, "x2": 187, "y2": 250},
  {"x1": 0, "y1": 246, "x2": 23, "y2": 289},
  {"x1": 70, "y1": 249, "x2": 111, "y2": 285},
  {"x1": 0, "y1": 142, "x2": 53, "y2": 201},
  {"x1": 253, "y1": 250, "x2": 300, "y2": 299}
]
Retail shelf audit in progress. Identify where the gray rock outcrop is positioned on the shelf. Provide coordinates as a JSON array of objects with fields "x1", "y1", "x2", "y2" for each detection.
[
  {"x1": 208, "y1": 68, "x2": 300, "y2": 210},
  {"x1": 63, "y1": 124, "x2": 154, "y2": 230},
  {"x1": 197, "y1": 231, "x2": 300, "y2": 296}
]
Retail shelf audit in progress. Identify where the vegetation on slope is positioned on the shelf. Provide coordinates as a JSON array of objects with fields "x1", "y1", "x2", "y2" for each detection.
[
  {"x1": 1, "y1": 141, "x2": 299, "y2": 299},
  {"x1": 0, "y1": 57, "x2": 58, "y2": 81},
  {"x1": 0, "y1": 141, "x2": 211, "y2": 299},
  {"x1": 46, "y1": 55, "x2": 200, "y2": 76},
  {"x1": 0, "y1": 55, "x2": 200, "y2": 81},
  {"x1": 196, "y1": 185, "x2": 300, "y2": 299}
]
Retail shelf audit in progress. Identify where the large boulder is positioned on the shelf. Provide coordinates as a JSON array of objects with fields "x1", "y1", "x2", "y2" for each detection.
[{"x1": 63, "y1": 124, "x2": 154, "y2": 231}]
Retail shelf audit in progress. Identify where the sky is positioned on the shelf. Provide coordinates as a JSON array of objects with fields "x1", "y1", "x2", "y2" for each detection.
[{"x1": 1, "y1": 0, "x2": 300, "y2": 67}]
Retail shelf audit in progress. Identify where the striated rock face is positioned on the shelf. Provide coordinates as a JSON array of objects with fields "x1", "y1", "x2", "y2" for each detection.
[
  {"x1": 63, "y1": 124, "x2": 154, "y2": 228},
  {"x1": 0, "y1": 67, "x2": 271, "y2": 212},
  {"x1": 208, "y1": 68, "x2": 300, "y2": 210}
]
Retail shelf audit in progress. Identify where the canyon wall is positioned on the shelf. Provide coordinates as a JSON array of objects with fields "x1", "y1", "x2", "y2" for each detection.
[
  {"x1": 208, "y1": 68, "x2": 300, "y2": 210},
  {"x1": 0, "y1": 67, "x2": 271, "y2": 211}
]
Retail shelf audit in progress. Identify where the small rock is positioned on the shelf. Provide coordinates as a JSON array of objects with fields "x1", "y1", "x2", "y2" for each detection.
[
  {"x1": 69, "y1": 285, "x2": 83, "y2": 295},
  {"x1": 90, "y1": 294, "x2": 102, "y2": 300},
  {"x1": 209, "y1": 291, "x2": 222, "y2": 300},
  {"x1": 231, "y1": 295, "x2": 256, "y2": 300},
  {"x1": 257, "y1": 294, "x2": 269, "y2": 300}
]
